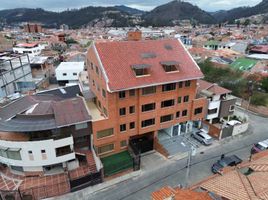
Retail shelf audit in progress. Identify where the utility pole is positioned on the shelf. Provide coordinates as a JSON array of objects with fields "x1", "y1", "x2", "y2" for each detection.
[{"x1": 185, "y1": 146, "x2": 195, "y2": 187}]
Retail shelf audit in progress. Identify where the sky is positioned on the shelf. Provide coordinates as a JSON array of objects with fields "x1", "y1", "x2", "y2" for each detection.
[{"x1": 0, "y1": 0, "x2": 263, "y2": 12}]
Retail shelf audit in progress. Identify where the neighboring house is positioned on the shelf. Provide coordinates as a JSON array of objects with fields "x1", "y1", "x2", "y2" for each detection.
[
  {"x1": 194, "y1": 150, "x2": 268, "y2": 200},
  {"x1": 249, "y1": 45, "x2": 268, "y2": 54},
  {"x1": 0, "y1": 52, "x2": 34, "y2": 99},
  {"x1": 203, "y1": 40, "x2": 220, "y2": 50},
  {"x1": 87, "y1": 39, "x2": 207, "y2": 157},
  {"x1": 152, "y1": 186, "x2": 212, "y2": 200},
  {"x1": 0, "y1": 85, "x2": 103, "y2": 199},
  {"x1": 152, "y1": 150, "x2": 268, "y2": 200},
  {"x1": 13, "y1": 43, "x2": 46, "y2": 58},
  {"x1": 55, "y1": 62, "x2": 85, "y2": 86},
  {"x1": 197, "y1": 80, "x2": 236, "y2": 124}
]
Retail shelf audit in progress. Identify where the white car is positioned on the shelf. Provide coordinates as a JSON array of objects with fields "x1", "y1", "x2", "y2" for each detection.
[{"x1": 191, "y1": 130, "x2": 213, "y2": 145}]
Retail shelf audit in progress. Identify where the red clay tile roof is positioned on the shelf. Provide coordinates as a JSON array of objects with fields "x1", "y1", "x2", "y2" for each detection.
[
  {"x1": 152, "y1": 186, "x2": 212, "y2": 200},
  {"x1": 95, "y1": 39, "x2": 203, "y2": 91},
  {"x1": 198, "y1": 79, "x2": 231, "y2": 95}
]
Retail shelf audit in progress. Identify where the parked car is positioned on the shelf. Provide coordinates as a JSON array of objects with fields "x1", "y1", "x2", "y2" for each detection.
[
  {"x1": 251, "y1": 139, "x2": 268, "y2": 154},
  {"x1": 211, "y1": 155, "x2": 242, "y2": 174},
  {"x1": 191, "y1": 130, "x2": 213, "y2": 146}
]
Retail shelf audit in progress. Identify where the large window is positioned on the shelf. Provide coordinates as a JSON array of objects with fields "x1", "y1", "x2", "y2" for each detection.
[
  {"x1": 129, "y1": 89, "x2": 136, "y2": 96},
  {"x1": 182, "y1": 110, "x2": 188, "y2": 117},
  {"x1": 185, "y1": 80, "x2": 191, "y2": 87},
  {"x1": 6, "y1": 149, "x2": 21, "y2": 160},
  {"x1": 56, "y1": 145, "x2": 72, "y2": 157},
  {"x1": 120, "y1": 140, "x2": 127, "y2": 148},
  {"x1": 141, "y1": 118, "x2": 155, "y2": 128},
  {"x1": 161, "y1": 99, "x2": 175, "y2": 108},
  {"x1": 119, "y1": 91, "x2": 126, "y2": 99},
  {"x1": 97, "y1": 128, "x2": 114, "y2": 139},
  {"x1": 97, "y1": 144, "x2": 114, "y2": 154},
  {"x1": 183, "y1": 95, "x2": 189, "y2": 103},
  {"x1": 130, "y1": 122, "x2": 135, "y2": 129},
  {"x1": 194, "y1": 107, "x2": 203, "y2": 115},
  {"x1": 142, "y1": 103, "x2": 156, "y2": 112},
  {"x1": 160, "y1": 114, "x2": 174, "y2": 123},
  {"x1": 75, "y1": 123, "x2": 88, "y2": 130},
  {"x1": 162, "y1": 83, "x2": 176, "y2": 92},
  {"x1": 129, "y1": 106, "x2": 135, "y2": 114},
  {"x1": 120, "y1": 124, "x2": 126, "y2": 132},
  {"x1": 119, "y1": 108, "x2": 126, "y2": 116},
  {"x1": 208, "y1": 108, "x2": 217, "y2": 115},
  {"x1": 142, "y1": 86, "x2": 156, "y2": 95}
]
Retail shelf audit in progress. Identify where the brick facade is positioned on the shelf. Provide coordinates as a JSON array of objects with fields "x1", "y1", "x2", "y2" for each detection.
[{"x1": 87, "y1": 42, "x2": 207, "y2": 157}]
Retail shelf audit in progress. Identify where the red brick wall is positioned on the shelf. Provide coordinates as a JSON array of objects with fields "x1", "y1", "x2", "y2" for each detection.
[{"x1": 87, "y1": 45, "x2": 207, "y2": 156}]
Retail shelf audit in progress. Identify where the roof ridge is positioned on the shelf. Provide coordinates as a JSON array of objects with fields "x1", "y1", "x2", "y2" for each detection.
[{"x1": 236, "y1": 169, "x2": 258, "y2": 200}]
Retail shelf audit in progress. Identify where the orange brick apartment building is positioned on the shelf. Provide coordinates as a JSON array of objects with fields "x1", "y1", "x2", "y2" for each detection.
[{"x1": 86, "y1": 39, "x2": 207, "y2": 157}]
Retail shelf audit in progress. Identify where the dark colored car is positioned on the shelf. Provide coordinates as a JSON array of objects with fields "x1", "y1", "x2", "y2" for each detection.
[{"x1": 211, "y1": 155, "x2": 242, "y2": 174}]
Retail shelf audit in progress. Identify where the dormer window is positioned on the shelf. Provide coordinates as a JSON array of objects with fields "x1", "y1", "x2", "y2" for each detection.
[
  {"x1": 131, "y1": 64, "x2": 151, "y2": 77},
  {"x1": 160, "y1": 61, "x2": 179, "y2": 73}
]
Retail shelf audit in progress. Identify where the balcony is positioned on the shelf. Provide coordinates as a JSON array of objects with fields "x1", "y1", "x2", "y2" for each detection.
[{"x1": 86, "y1": 101, "x2": 105, "y2": 121}]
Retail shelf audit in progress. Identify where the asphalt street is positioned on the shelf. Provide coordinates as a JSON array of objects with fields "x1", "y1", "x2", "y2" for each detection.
[{"x1": 64, "y1": 108, "x2": 268, "y2": 200}]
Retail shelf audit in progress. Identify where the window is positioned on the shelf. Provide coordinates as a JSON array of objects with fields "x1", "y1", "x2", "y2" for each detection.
[
  {"x1": 98, "y1": 100, "x2": 101, "y2": 108},
  {"x1": 229, "y1": 105, "x2": 235, "y2": 112},
  {"x1": 178, "y1": 97, "x2": 182, "y2": 104},
  {"x1": 75, "y1": 123, "x2": 88, "y2": 130},
  {"x1": 119, "y1": 91, "x2": 126, "y2": 99},
  {"x1": 194, "y1": 107, "x2": 203, "y2": 115},
  {"x1": 141, "y1": 118, "x2": 155, "y2": 128},
  {"x1": 130, "y1": 122, "x2": 135, "y2": 129},
  {"x1": 97, "y1": 128, "x2": 114, "y2": 139},
  {"x1": 62, "y1": 73, "x2": 67, "y2": 76},
  {"x1": 129, "y1": 106, "x2": 135, "y2": 114},
  {"x1": 28, "y1": 151, "x2": 33, "y2": 160},
  {"x1": 160, "y1": 114, "x2": 174, "y2": 123},
  {"x1": 120, "y1": 124, "x2": 126, "y2": 132},
  {"x1": 176, "y1": 111, "x2": 180, "y2": 118},
  {"x1": 208, "y1": 108, "x2": 218, "y2": 115},
  {"x1": 161, "y1": 99, "x2": 175, "y2": 108},
  {"x1": 142, "y1": 103, "x2": 156, "y2": 112},
  {"x1": 183, "y1": 95, "x2": 189, "y2": 103},
  {"x1": 142, "y1": 86, "x2": 156, "y2": 95},
  {"x1": 41, "y1": 150, "x2": 46, "y2": 154},
  {"x1": 92, "y1": 80, "x2": 95, "y2": 86},
  {"x1": 102, "y1": 89, "x2": 106, "y2": 98},
  {"x1": 95, "y1": 66, "x2": 99, "y2": 75},
  {"x1": 134, "y1": 68, "x2": 149, "y2": 76},
  {"x1": 73, "y1": 72, "x2": 77, "y2": 76},
  {"x1": 97, "y1": 144, "x2": 114, "y2": 154},
  {"x1": 119, "y1": 108, "x2": 126, "y2": 116},
  {"x1": 91, "y1": 62, "x2": 94, "y2": 70},
  {"x1": 185, "y1": 80, "x2": 191, "y2": 87},
  {"x1": 7, "y1": 149, "x2": 21, "y2": 160},
  {"x1": 182, "y1": 110, "x2": 188, "y2": 117},
  {"x1": 162, "y1": 83, "x2": 176, "y2": 92},
  {"x1": 178, "y1": 82, "x2": 183, "y2": 88},
  {"x1": 120, "y1": 140, "x2": 127, "y2": 148},
  {"x1": 129, "y1": 89, "x2": 136, "y2": 96},
  {"x1": 162, "y1": 65, "x2": 178, "y2": 72}
]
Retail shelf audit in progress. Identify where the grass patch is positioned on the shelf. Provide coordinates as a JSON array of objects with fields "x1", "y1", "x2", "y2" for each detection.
[{"x1": 101, "y1": 151, "x2": 133, "y2": 176}]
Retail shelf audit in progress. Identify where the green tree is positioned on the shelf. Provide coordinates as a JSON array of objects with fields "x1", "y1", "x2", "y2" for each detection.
[{"x1": 261, "y1": 77, "x2": 268, "y2": 92}]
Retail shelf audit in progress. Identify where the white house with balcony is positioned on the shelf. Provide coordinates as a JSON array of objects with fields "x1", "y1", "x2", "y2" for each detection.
[
  {"x1": 13, "y1": 43, "x2": 46, "y2": 58},
  {"x1": 0, "y1": 86, "x2": 99, "y2": 174},
  {"x1": 197, "y1": 80, "x2": 237, "y2": 124}
]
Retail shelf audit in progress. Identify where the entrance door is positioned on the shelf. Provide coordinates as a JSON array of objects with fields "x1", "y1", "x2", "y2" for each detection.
[{"x1": 172, "y1": 125, "x2": 180, "y2": 137}]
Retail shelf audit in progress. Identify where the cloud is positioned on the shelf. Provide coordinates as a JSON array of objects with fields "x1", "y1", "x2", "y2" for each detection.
[{"x1": 0, "y1": 0, "x2": 263, "y2": 12}]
